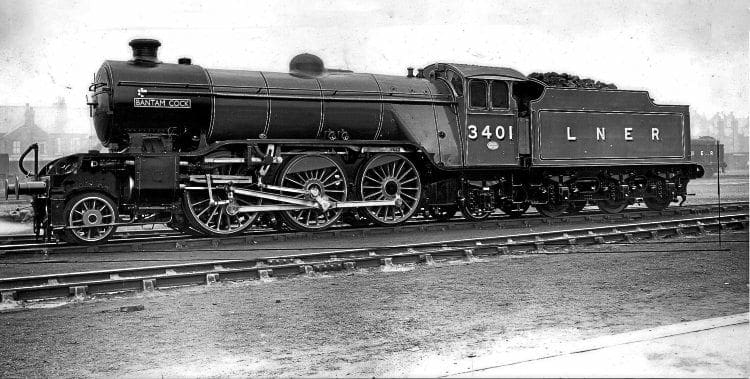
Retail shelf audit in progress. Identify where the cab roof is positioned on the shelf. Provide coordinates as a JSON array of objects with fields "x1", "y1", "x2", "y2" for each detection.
[{"x1": 441, "y1": 63, "x2": 528, "y2": 81}]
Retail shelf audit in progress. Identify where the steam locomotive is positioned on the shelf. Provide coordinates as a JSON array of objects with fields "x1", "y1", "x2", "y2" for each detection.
[
  {"x1": 691, "y1": 136, "x2": 727, "y2": 177},
  {"x1": 5, "y1": 39, "x2": 703, "y2": 244}
]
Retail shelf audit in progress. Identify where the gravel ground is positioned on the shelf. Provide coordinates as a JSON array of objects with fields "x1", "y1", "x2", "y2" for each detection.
[
  {"x1": 686, "y1": 176, "x2": 748, "y2": 204},
  {"x1": 0, "y1": 231, "x2": 746, "y2": 377}
]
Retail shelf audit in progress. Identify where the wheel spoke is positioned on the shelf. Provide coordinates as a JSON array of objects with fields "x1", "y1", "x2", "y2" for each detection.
[
  {"x1": 277, "y1": 155, "x2": 345, "y2": 230},
  {"x1": 321, "y1": 170, "x2": 337, "y2": 185},
  {"x1": 376, "y1": 166, "x2": 388, "y2": 180},
  {"x1": 285, "y1": 176, "x2": 305, "y2": 188},
  {"x1": 197, "y1": 204, "x2": 213, "y2": 219},
  {"x1": 364, "y1": 174, "x2": 381, "y2": 183},
  {"x1": 363, "y1": 191, "x2": 382, "y2": 200},
  {"x1": 397, "y1": 166, "x2": 414, "y2": 182},
  {"x1": 400, "y1": 192, "x2": 417, "y2": 202},
  {"x1": 399, "y1": 176, "x2": 417, "y2": 185},
  {"x1": 393, "y1": 160, "x2": 405, "y2": 178}
]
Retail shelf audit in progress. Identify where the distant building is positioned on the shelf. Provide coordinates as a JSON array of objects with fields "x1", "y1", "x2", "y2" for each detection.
[
  {"x1": 0, "y1": 102, "x2": 101, "y2": 177},
  {"x1": 689, "y1": 111, "x2": 748, "y2": 154}
]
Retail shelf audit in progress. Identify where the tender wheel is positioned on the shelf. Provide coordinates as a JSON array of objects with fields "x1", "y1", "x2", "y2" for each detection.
[
  {"x1": 182, "y1": 161, "x2": 257, "y2": 237},
  {"x1": 277, "y1": 154, "x2": 347, "y2": 231},
  {"x1": 566, "y1": 200, "x2": 587, "y2": 214},
  {"x1": 597, "y1": 199, "x2": 628, "y2": 214},
  {"x1": 428, "y1": 205, "x2": 458, "y2": 221},
  {"x1": 356, "y1": 153, "x2": 421, "y2": 226},
  {"x1": 500, "y1": 202, "x2": 530, "y2": 218},
  {"x1": 62, "y1": 192, "x2": 118, "y2": 244},
  {"x1": 535, "y1": 202, "x2": 567, "y2": 218},
  {"x1": 644, "y1": 176, "x2": 671, "y2": 211}
]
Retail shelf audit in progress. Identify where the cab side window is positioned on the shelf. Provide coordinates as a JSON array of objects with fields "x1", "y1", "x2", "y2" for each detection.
[
  {"x1": 469, "y1": 80, "x2": 487, "y2": 108},
  {"x1": 491, "y1": 81, "x2": 509, "y2": 109}
]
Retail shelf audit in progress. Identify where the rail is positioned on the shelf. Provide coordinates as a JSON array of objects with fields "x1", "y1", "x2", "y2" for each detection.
[
  {"x1": 0, "y1": 212, "x2": 746, "y2": 303},
  {"x1": 0, "y1": 201, "x2": 746, "y2": 256}
]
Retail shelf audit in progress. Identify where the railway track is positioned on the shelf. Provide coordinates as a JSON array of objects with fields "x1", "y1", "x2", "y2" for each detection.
[
  {"x1": 0, "y1": 211, "x2": 746, "y2": 303},
  {"x1": 0, "y1": 201, "x2": 746, "y2": 256}
]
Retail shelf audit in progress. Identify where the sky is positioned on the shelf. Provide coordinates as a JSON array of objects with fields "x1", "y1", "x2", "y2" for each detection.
[{"x1": 0, "y1": 0, "x2": 747, "y2": 133}]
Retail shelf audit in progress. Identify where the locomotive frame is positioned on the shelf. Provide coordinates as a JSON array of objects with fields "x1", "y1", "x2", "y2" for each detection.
[{"x1": 5, "y1": 39, "x2": 704, "y2": 244}]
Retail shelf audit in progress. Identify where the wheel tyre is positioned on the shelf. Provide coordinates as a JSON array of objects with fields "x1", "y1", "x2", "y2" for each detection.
[
  {"x1": 182, "y1": 192, "x2": 256, "y2": 237},
  {"x1": 167, "y1": 214, "x2": 204, "y2": 236},
  {"x1": 356, "y1": 153, "x2": 422, "y2": 226},
  {"x1": 459, "y1": 200, "x2": 492, "y2": 221},
  {"x1": 62, "y1": 192, "x2": 118, "y2": 245},
  {"x1": 535, "y1": 203, "x2": 567, "y2": 218},
  {"x1": 597, "y1": 200, "x2": 628, "y2": 214},
  {"x1": 181, "y1": 156, "x2": 258, "y2": 237},
  {"x1": 276, "y1": 154, "x2": 347, "y2": 232}
]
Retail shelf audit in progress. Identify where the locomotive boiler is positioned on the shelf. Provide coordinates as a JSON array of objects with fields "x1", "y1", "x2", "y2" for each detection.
[{"x1": 6, "y1": 39, "x2": 704, "y2": 244}]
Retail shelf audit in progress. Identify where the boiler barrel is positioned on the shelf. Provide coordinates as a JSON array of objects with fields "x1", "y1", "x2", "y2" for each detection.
[{"x1": 205, "y1": 70, "x2": 385, "y2": 141}]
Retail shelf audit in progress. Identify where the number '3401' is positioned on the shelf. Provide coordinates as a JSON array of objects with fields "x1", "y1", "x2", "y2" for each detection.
[{"x1": 467, "y1": 125, "x2": 513, "y2": 141}]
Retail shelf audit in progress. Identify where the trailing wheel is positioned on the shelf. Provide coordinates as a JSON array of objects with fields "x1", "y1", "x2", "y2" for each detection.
[
  {"x1": 458, "y1": 184, "x2": 492, "y2": 221},
  {"x1": 182, "y1": 161, "x2": 258, "y2": 237},
  {"x1": 276, "y1": 154, "x2": 347, "y2": 231},
  {"x1": 356, "y1": 153, "x2": 421, "y2": 226},
  {"x1": 62, "y1": 192, "x2": 118, "y2": 244}
]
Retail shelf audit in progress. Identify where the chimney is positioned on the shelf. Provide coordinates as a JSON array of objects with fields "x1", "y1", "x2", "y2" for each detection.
[
  {"x1": 23, "y1": 103, "x2": 35, "y2": 127},
  {"x1": 129, "y1": 39, "x2": 161, "y2": 64}
]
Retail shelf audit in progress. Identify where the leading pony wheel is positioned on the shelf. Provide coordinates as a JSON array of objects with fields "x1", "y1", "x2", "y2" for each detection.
[
  {"x1": 276, "y1": 154, "x2": 347, "y2": 231},
  {"x1": 62, "y1": 192, "x2": 118, "y2": 244},
  {"x1": 356, "y1": 153, "x2": 421, "y2": 226}
]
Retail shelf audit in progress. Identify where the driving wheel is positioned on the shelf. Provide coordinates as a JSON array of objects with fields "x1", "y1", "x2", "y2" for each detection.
[
  {"x1": 356, "y1": 153, "x2": 421, "y2": 226},
  {"x1": 276, "y1": 154, "x2": 347, "y2": 231}
]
